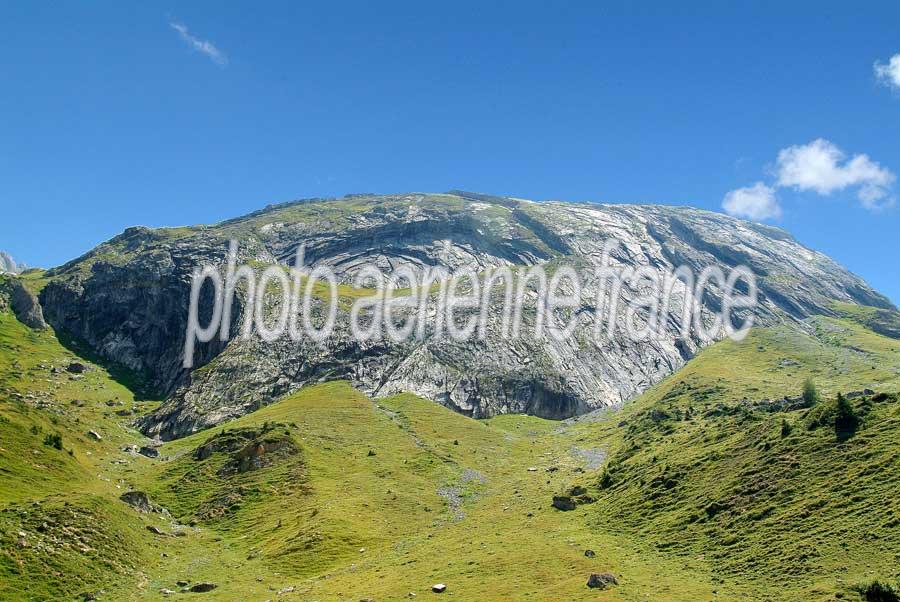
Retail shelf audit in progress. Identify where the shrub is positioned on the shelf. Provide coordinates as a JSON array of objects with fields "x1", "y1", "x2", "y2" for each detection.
[
  {"x1": 780, "y1": 418, "x2": 792, "y2": 438},
  {"x1": 834, "y1": 392, "x2": 859, "y2": 438},
  {"x1": 802, "y1": 378, "x2": 820, "y2": 405},
  {"x1": 856, "y1": 580, "x2": 900, "y2": 602},
  {"x1": 802, "y1": 402, "x2": 833, "y2": 431},
  {"x1": 43, "y1": 432, "x2": 63, "y2": 450},
  {"x1": 599, "y1": 470, "x2": 613, "y2": 489}
]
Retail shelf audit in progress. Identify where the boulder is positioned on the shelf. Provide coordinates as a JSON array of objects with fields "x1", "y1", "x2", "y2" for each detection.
[
  {"x1": 189, "y1": 583, "x2": 217, "y2": 593},
  {"x1": 67, "y1": 362, "x2": 87, "y2": 374},
  {"x1": 431, "y1": 583, "x2": 447, "y2": 593},
  {"x1": 552, "y1": 485, "x2": 595, "y2": 511},
  {"x1": 586, "y1": 573, "x2": 618, "y2": 589},
  {"x1": 120, "y1": 491, "x2": 155, "y2": 513},
  {"x1": 552, "y1": 496, "x2": 577, "y2": 511},
  {"x1": 138, "y1": 446, "x2": 160, "y2": 459}
]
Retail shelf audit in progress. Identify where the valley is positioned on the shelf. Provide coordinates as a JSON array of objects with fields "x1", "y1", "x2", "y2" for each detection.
[{"x1": 1, "y1": 273, "x2": 898, "y2": 600}]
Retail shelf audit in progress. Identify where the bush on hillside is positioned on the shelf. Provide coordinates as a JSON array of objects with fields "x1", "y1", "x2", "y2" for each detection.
[
  {"x1": 855, "y1": 580, "x2": 900, "y2": 602},
  {"x1": 780, "y1": 418, "x2": 792, "y2": 438},
  {"x1": 834, "y1": 392, "x2": 859, "y2": 439},
  {"x1": 43, "y1": 432, "x2": 63, "y2": 450},
  {"x1": 802, "y1": 378, "x2": 820, "y2": 405}
]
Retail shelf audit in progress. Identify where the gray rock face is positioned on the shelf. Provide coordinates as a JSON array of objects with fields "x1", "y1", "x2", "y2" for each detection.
[
  {"x1": 35, "y1": 192, "x2": 894, "y2": 440},
  {"x1": 0, "y1": 277, "x2": 46, "y2": 329},
  {"x1": 39, "y1": 227, "x2": 271, "y2": 397}
]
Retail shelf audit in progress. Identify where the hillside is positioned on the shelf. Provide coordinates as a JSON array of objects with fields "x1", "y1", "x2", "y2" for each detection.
[
  {"x1": 2, "y1": 264, "x2": 899, "y2": 600},
  {"x1": 578, "y1": 320, "x2": 900, "y2": 599}
]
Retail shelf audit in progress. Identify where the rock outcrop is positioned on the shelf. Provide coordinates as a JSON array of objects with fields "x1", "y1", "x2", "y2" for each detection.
[
  {"x1": 0, "y1": 277, "x2": 46, "y2": 329},
  {"x1": 120, "y1": 491, "x2": 157, "y2": 513},
  {"x1": 192, "y1": 425, "x2": 300, "y2": 475}
]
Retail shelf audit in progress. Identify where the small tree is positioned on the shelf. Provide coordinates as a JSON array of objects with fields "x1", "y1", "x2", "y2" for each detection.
[
  {"x1": 780, "y1": 418, "x2": 792, "y2": 438},
  {"x1": 802, "y1": 378, "x2": 820, "y2": 405},
  {"x1": 834, "y1": 392, "x2": 859, "y2": 438}
]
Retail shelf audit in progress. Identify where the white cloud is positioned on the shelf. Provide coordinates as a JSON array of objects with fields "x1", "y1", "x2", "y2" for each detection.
[
  {"x1": 874, "y1": 54, "x2": 900, "y2": 91},
  {"x1": 857, "y1": 184, "x2": 896, "y2": 211},
  {"x1": 721, "y1": 182, "x2": 781, "y2": 221},
  {"x1": 170, "y1": 21, "x2": 227, "y2": 66},
  {"x1": 775, "y1": 138, "x2": 895, "y2": 208}
]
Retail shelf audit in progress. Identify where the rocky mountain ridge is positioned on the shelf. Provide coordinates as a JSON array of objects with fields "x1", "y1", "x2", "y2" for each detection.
[{"x1": 34, "y1": 192, "x2": 894, "y2": 439}]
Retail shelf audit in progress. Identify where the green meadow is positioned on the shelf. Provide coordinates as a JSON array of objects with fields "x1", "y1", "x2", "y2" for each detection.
[{"x1": 1, "y1": 291, "x2": 898, "y2": 601}]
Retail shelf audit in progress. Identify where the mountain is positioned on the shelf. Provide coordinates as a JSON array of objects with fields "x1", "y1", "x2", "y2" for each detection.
[
  {"x1": 35, "y1": 192, "x2": 892, "y2": 440},
  {"x1": 0, "y1": 251, "x2": 23, "y2": 274},
  {"x1": 1, "y1": 193, "x2": 898, "y2": 601}
]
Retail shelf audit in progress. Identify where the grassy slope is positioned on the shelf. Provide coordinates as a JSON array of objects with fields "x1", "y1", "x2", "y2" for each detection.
[
  {"x1": 0, "y1": 300, "x2": 709, "y2": 601},
  {"x1": 832, "y1": 301, "x2": 900, "y2": 340},
  {"x1": 573, "y1": 319, "x2": 900, "y2": 600},
  {"x1": 0, "y1": 308, "x2": 159, "y2": 600},
  {"x1": 130, "y1": 383, "x2": 713, "y2": 601},
  {"x1": 1, "y1": 292, "x2": 898, "y2": 601}
]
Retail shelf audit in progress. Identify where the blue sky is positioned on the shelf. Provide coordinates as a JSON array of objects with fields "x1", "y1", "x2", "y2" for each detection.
[{"x1": 1, "y1": 1, "x2": 899, "y2": 304}]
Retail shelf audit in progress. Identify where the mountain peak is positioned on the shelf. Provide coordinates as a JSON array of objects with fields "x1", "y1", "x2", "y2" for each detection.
[
  {"x1": 33, "y1": 192, "x2": 895, "y2": 441},
  {"x1": 0, "y1": 250, "x2": 24, "y2": 274}
]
